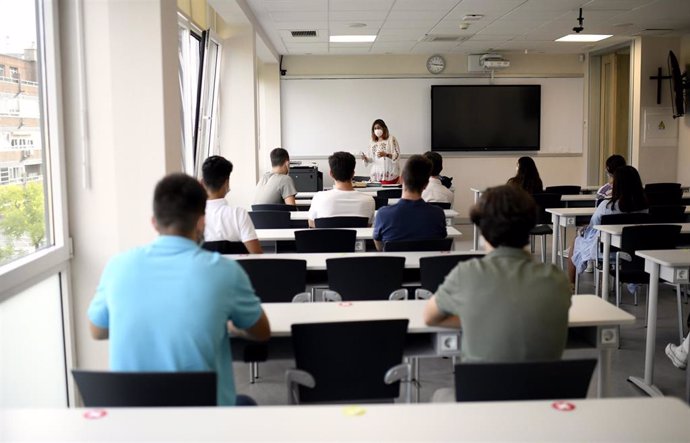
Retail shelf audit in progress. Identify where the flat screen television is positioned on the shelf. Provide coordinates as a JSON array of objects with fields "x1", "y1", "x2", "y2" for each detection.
[{"x1": 431, "y1": 85, "x2": 541, "y2": 152}]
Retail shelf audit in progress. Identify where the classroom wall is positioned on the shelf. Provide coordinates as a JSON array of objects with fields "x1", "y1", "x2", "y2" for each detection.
[{"x1": 677, "y1": 36, "x2": 690, "y2": 185}]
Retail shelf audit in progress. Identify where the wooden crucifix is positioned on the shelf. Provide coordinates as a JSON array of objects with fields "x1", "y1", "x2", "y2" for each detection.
[{"x1": 649, "y1": 67, "x2": 672, "y2": 104}]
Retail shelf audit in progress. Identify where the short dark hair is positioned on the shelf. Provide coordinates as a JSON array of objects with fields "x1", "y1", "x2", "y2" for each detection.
[
  {"x1": 329, "y1": 151, "x2": 356, "y2": 182},
  {"x1": 605, "y1": 154, "x2": 626, "y2": 175},
  {"x1": 402, "y1": 155, "x2": 432, "y2": 193},
  {"x1": 470, "y1": 185, "x2": 536, "y2": 248},
  {"x1": 202, "y1": 156, "x2": 233, "y2": 192},
  {"x1": 270, "y1": 148, "x2": 290, "y2": 167},
  {"x1": 423, "y1": 151, "x2": 443, "y2": 176},
  {"x1": 153, "y1": 173, "x2": 207, "y2": 234}
]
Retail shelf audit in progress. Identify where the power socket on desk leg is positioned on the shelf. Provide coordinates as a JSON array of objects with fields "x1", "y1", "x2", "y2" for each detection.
[
  {"x1": 600, "y1": 327, "x2": 618, "y2": 348},
  {"x1": 436, "y1": 332, "x2": 461, "y2": 356},
  {"x1": 354, "y1": 240, "x2": 365, "y2": 252}
]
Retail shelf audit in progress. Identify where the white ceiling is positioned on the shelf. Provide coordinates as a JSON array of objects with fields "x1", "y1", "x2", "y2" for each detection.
[{"x1": 242, "y1": 0, "x2": 690, "y2": 55}]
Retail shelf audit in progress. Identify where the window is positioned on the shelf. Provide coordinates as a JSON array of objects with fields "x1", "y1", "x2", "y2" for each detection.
[
  {"x1": 0, "y1": 64, "x2": 5, "y2": 77},
  {"x1": 9, "y1": 66, "x2": 19, "y2": 80}
]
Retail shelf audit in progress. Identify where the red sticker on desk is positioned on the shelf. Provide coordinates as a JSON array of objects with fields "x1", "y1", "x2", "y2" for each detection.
[
  {"x1": 339, "y1": 302, "x2": 353, "y2": 307},
  {"x1": 551, "y1": 401, "x2": 576, "y2": 412},
  {"x1": 83, "y1": 409, "x2": 108, "y2": 420}
]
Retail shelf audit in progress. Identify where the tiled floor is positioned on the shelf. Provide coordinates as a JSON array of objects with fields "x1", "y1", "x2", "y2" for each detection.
[{"x1": 234, "y1": 224, "x2": 689, "y2": 405}]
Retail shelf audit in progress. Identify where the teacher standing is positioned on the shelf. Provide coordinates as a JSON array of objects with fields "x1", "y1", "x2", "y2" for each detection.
[{"x1": 361, "y1": 119, "x2": 401, "y2": 184}]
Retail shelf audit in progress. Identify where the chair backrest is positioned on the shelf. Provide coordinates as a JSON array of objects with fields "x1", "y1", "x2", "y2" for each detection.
[
  {"x1": 237, "y1": 259, "x2": 307, "y2": 302},
  {"x1": 72, "y1": 370, "x2": 216, "y2": 407},
  {"x1": 646, "y1": 189, "x2": 683, "y2": 206},
  {"x1": 645, "y1": 182, "x2": 681, "y2": 193},
  {"x1": 454, "y1": 359, "x2": 596, "y2": 402},
  {"x1": 531, "y1": 193, "x2": 562, "y2": 224},
  {"x1": 326, "y1": 256, "x2": 405, "y2": 300},
  {"x1": 600, "y1": 213, "x2": 653, "y2": 225},
  {"x1": 295, "y1": 229, "x2": 356, "y2": 253},
  {"x1": 314, "y1": 216, "x2": 369, "y2": 228},
  {"x1": 377, "y1": 189, "x2": 402, "y2": 199},
  {"x1": 251, "y1": 204, "x2": 295, "y2": 212},
  {"x1": 649, "y1": 205, "x2": 687, "y2": 223},
  {"x1": 428, "y1": 201, "x2": 451, "y2": 209},
  {"x1": 291, "y1": 319, "x2": 409, "y2": 403},
  {"x1": 383, "y1": 238, "x2": 453, "y2": 252},
  {"x1": 619, "y1": 224, "x2": 681, "y2": 271},
  {"x1": 544, "y1": 185, "x2": 581, "y2": 195},
  {"x1": 373, "y1": 196, "x2": 388, "y2": 210},
  {"x1": 420, "y1": 254, "x2": 483, "y2": 292},
  {"x1": 201, "y1": 240, "x2": 248, "y2": 255},
  {"x1": 248, "y1": 210, "x2": 291, "y2": 229}
]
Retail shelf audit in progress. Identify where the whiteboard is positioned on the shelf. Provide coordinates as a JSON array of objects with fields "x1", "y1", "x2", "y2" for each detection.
[{"x1": 281, "y1": 76, "x2": 584, "y2": 157}]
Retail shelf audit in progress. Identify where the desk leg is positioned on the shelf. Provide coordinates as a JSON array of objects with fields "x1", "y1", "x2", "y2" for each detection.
[
  {"x1": 628, "y1": 263, "x2": 664, "y2": 397},
  {"x1": 472, "y1": 191, "x2": 480, "y2": 251},
  {"x1": 551, "y1": 214, "x2": 559, "y2": 266},
  {"x1": 601, "y1": 233, "x2": 611, "y2": 301},
  {"x1": 597, "y1": 347, "x2": 611, "y2": 398}
]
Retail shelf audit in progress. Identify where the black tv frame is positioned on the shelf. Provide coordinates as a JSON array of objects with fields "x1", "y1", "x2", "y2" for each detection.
[{"x1": 431, "y1": 84, "x2": 541, "y2": 152}]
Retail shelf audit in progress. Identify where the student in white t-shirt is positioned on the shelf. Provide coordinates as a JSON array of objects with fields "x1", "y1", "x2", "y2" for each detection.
[
  {"x1": 202, "y1": 156, "x2": 262, "y2": 254},
  {"x1": 422, "y1": 151, "x2": 454, "y2": 206},
  {"x1": 308, "y1": 151, "x2": 375, "y2": 227}
]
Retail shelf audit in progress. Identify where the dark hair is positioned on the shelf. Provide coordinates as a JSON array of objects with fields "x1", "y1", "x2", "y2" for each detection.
[
  {"x1": 605, "y1": 154, "x2": 626, "y2": 175},
  {"x1": 507, "y1": 156, "x2": 543, "y2": 194},
  {"x1": 153, "y1": 173, "x2": 207, "y2": 234},
  {"x1": 470, "y1": 185, "x2": 537, "y2": 248},
  {"x1": 202, "y1": 156, "x2": 233, "y2": 192},
  {"x1": 329, "y1": 151, "x2": 356, "y2": 182},
  {"x1": 402, "y1": 155, "x2": 432, "y2": 193},
  {"x1": 270, "y1": 148, "x2": 290, "y2": 167},
  {"x1": 371, "y1": 119, "x2": 389, "y2": 142},
  {"x1": 609, "y1": 165, "x2": 648, "y2": 212},
  {"x1": 423, "y1": 151, "x2": 443, "y2": 176}
]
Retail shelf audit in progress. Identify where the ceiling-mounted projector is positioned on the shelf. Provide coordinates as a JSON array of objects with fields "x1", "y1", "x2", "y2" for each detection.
[{"x1": 480, "y1": 53, "x2": 510, "y2": 69}]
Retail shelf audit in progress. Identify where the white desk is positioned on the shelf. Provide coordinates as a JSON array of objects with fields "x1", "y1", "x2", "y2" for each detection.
[
  {"x1": 562, "y1": 191, "x2": 690, "y2": 207},
  {"x1": 632, "y1": 249, "x2": 690, "y2": 399},
  {"x1": 256, "y1": 226, "x2": 462, "y2": 252},
  {"x1": 246, "y1": 296, "x2": 633, "y2": 398},
  {"x1": 290, "y1": 209, "x2": 459, "y2": 226},
  {"x1": 5, "y1": 398, "x2": 688, "y2": 442},
  {"x1": 226, "y1": 250, "x2": 483, "y2": 271},
  {"x1": 595, "y1": 223, "x2": 690, "y2": 302},
  {"x1": 547, "y1": 207, "x2": 596, "y2": 267}
]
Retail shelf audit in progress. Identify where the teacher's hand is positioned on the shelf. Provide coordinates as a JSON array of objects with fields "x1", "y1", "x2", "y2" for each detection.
[{"x1": 377, "y1": 151, "x2": 387, "y2": 158}]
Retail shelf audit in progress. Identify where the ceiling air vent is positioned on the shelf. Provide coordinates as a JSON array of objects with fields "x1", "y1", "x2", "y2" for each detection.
[
  {"x1": 291, "y1": 30, "x2": 317, "y2": 38},
  {"x1": 421, "y1": 35, "x2": 468, "y2": 42}
]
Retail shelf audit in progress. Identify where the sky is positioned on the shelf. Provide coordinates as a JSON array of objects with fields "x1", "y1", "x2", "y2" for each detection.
[{"x1": 0, "y1": 0, "x2": 37, "y2": 55}]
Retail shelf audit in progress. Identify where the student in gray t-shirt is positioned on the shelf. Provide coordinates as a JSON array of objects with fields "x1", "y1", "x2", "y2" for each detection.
[
  {"x1": 253, "y1": 148, "x2": 298, "y2": 205},
  {"x1": 424, "y1": 185, "x2": 571, "y2": 363}
]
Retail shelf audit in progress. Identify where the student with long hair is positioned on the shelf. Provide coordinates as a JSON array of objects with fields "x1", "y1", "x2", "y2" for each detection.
[
  {"x1": 507, "y1": 156, "x2": 543, "y2": 194},
  {"x1": 596, "y1": 154, "x2": 627, "y2": 200},
  {"x1": 567, "y1": 165, "x2": 648, "y2": 284}
]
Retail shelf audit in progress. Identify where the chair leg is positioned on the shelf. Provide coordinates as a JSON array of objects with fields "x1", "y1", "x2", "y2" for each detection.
[
  {"x1": 594, "y1": 267, "x2": 600, "y2": 298},
  {"x1": 249, "y1": 363, "x2": 256, "y2": 384},
  {"x1": 540, "y1": 235, "x2": 547, "y2": 263},
  {"x1": 530, "y1": 236, "x2": 535, "y2": 254},
  {"x1": 561, "y1": 232, "x2": 567, "y2": 270},
  {"x1": 643, "y1": 285, "x2": 647, "y2": 327},
  {"x1": 574, "y1": 269, "x2": 579, "y2": 294},
  {"x1": 677, "y1": 284, "x2": 685, "y2": 344},
  {"x1": 615, "y1": 265, "x2": 621, "y2": 307},
  {"x1": 634, "y1": 284, "x2": 639, "y2": 306}
]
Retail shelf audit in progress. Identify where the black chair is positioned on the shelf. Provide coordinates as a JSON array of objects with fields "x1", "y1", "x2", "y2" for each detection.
[
  {"x1": 377, "y1": 189, "x2": 402, "y2": 199},
  {"x1": 373, "y1": 196, "x2": 388, "y2": 210},
  {"x1": 383, "y1": 238, "x2": 453, "y2": 252},
  {"x1": 646, "y1": 189, "x2": 683, "y2": 206},
  {"x1": 325, "y1": 256, "x2": 407, "y2": 301},
  {"x1": 544, "y1": 185, "x2": 581, "y2": 195},
  {"x1": 530, "y1": 193, "x2": 562, "y2": 263},
  {"x1": 201, "y1": 240, "x2": 248, "y2": 254},
  {"x1": 248, "y1": 210, "x2": 291, "y2": 229},
  {"x1": 286, "y1": 320, "x2": 410, "y2": 404},
  {"x1": 353, "y1": 175, "x2": 370, "y2": 182},
  {"x1": 428, "y1": 201, "x2": 451, "y2": 209},
  {"x1": 251, "y1": 204, "x2": 295, "y2": 212},
  {"x1": 72, "y1": 370, "x2": 216, "y2": 407},
  {"x1": 649, "y1": 205, "x2": 687, "y2": 223},
  {"x1": 314, "y1": 216, "x2": 369, "y2": 228},
  {"x1": 454, "y1": 359, "x2": 596, "y2": 402},
  {"x1": 645, "y1": 182, "x2": 681, "y2": 193},
  {"x1": 415, "y1": 254, "x2": 484, "y2": 299},
  {"x1": 237, "y1": 259, "x2": 310, "y2": 382},
  {"x1": 295, "y1": 229, "x2": 356, "y2": 253}
]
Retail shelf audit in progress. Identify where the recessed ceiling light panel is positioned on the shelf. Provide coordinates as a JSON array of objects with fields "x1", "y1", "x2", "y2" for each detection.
[
  {"x1": 556, "y1": 34, "x2": 612, "y2": 42},
  {"x1": 330, "y1": 35, "x2": 377, "y2": 43}
]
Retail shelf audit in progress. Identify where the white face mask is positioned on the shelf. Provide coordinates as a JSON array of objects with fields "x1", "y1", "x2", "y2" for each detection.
[{"x1": 374, "y1": 129, "x2": 384, "y2": 137}]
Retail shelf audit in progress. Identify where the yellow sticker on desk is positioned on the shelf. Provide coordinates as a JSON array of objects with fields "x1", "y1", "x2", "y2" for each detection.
[{"x1": 343, "y1": 406, "x2": 366, "y2": 417}]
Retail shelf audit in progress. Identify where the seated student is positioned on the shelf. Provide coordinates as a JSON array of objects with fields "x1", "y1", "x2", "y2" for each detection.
[
  {"x1": 373, "y1": 155, "x2": 446, "y2": 250},
  {"x1": 421, "y1": 151, "x2": 454, "y2": 206},
  {"x1": 202, "y1": 156, "x2": 262, "y2": 254},
  {"x1": 308, "y1": 151, "x2": 375, "y2": 227},
  {"x1": 596, "y1": 154, "x2": 626, "y2": 200},
  {"x1": 567, "y1": 165, "x2": 648, "y2": 284},
  {"x1": 424, "y1": 185, "x2": 571, "y2": 362},
  {"x1": 87, "y1": 173, "x2": 271, "y2": 406},
  {"x1": 507, "y1": 156, "x2": 543, "y2": 194},
  {"x1": 253, "y1": 147, "x2": 297, "y2": 205}
]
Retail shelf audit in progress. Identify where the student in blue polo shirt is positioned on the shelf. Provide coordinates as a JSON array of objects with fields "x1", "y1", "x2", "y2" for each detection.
[
  {"x1": 87, "y1": 173, "x2": 270, "y2": 406},
  {"x1": 373, "y1": 154, "x2": 447, "y2": 250}
]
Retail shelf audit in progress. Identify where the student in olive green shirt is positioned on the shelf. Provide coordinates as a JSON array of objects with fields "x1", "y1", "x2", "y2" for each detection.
[{"x1": 424, "y1": 185, "x2": 572, "y2": 363}]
